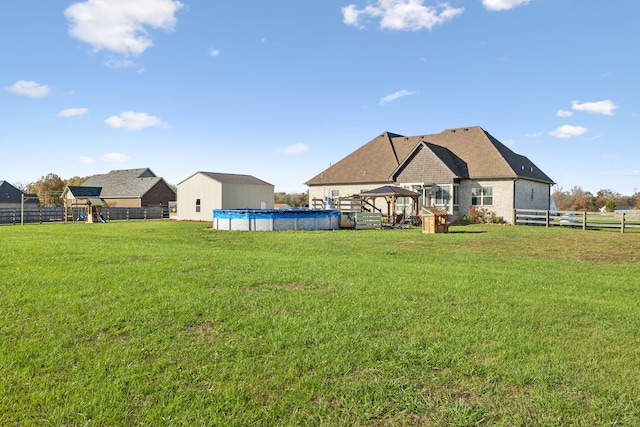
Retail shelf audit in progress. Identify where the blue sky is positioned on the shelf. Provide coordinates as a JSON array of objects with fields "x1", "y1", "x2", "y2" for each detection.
[{"x1": 1, "y1": 0, "x2": 638, "y2": 195}]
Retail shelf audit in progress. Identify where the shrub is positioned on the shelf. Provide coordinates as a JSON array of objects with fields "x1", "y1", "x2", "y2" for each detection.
[
  {"x1": 605, "y1": 199, "x2": 616, "y2": 212},
  {"x1": 463, "y1": 206, "x2": 505, "y2": 224},
  {"x1": 463, "y1": 206, "x2": 490, "y2": 224}
]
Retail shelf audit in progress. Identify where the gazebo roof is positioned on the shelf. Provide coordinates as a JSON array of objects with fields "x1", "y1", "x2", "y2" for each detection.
[{"x1": 358, "y1": 185, "x2": 421, "y2": 198}]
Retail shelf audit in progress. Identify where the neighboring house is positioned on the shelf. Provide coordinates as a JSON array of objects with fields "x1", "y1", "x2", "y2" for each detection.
[
  {"x1": 305, "y1": 126, "x2": 554, "y2": 223},
  {"x1": 0, "y1": 181, "x2": 38, "y2": 209},
  {"x1": 177, "y1": 172, "x2": 274, "y2": 221},
  {"x1": 81, "y1": 168, "x2": 176, "y2": 208}
]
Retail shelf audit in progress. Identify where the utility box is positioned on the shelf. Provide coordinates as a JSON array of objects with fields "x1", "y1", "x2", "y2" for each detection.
[{"x1": 420, "y1": 206, "x2": 449, "y2": 234}]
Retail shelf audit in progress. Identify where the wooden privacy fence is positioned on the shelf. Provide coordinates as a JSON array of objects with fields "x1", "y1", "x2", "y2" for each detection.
[
  {"x1": 513, "y1": 209, "x2": 640, "y2": 233},
  {"x1": 0, "y1": 206, "x2": 169, "y2": 225}
]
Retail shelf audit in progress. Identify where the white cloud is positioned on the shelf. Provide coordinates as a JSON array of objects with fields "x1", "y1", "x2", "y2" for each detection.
[
  {"x1": 557, "y1": 110, "x2": 573, "y2": 118},
  {"x1": 526, "y1": 131, "x2": 544, "y2": 138},
  {"x1": 379, "y1": 89, "x2": 415, "y2": 105},
  {"x1": 5, "y1": 80, "x2": 50, "y2": 98},
  {"x1": 482, "y1": 0, "x2": 531, "y2": 11},
  {"x1": 571, "y1": 100, "x2": 619, "y2": 116},
  {"x1": 549, "y1": 125, "x2": 589, "y2": 139},
  {"x1": 101, "y1": 152, "x2": 131, "y2": 162},
  {"x1": 281, "y1": 143, "x2": 310, "y2": 155},
  {"x1": 105, "y1": 111, "x2": 168, "y2": 131},
  {"x1": 209, "y1": 48, "x2": 221, "y2": 57},
  {"x1": 77, "y1": 156, "x2": 94, "y2": 164},
  {"x1": 58, "y1": 107, "x2": 89, "y2": 118},
  {"x1": 342, "y1": 0, "x2": 464, "y2": 31},
  {"x1": 65, "y1": 0, "x2": 184, "y2": 56}
]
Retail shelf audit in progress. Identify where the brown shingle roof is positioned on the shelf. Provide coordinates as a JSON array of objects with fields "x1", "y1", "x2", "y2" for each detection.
[
  {"x1": 305, "y1": 132, "x2": 409, "y2": 185},
  {"x1": 306, "y1": 126, "x2": 553, "y2": 185}
]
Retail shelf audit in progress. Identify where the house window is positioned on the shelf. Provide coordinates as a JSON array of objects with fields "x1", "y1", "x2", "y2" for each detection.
[
  {"x1": 471, "y1": 187, "x2": 493, "y2": 206},
  {"x1": 195, "y1": 198, "x2": 201, "y2": 213},
  {"x1": 331, "y1": 190, "x2": 339, "y2": 198},
  {"x1": 453, "y1": 185, "x2": 459, "y2": 206},
  {"x1": 434, "y1": 185, "x2": 450, "y2": 205}
]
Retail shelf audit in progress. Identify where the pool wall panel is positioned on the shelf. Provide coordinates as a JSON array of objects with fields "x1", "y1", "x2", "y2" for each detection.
[{"x1": 212, "y1": 209, "x2": 340, "y2": 231}]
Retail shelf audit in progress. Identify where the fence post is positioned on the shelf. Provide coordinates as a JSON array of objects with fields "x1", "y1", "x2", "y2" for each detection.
[
  {"x1": 39, "y1": 210, "x2": 43, "y2": 224},
  {"x1": 582, "y1": 212, "x2": 587, "y2": 231},
  {"x1": 144, "y1": 209, "x2": 147, "y2": 220},
  {"x1": 512, "y1": 209, "x2": 517, "y2": 225},
  {"x1": 545, "y1": 210, "x2": 550, "y2": 227},
  {"x1": 127, "y1": 209, "x2": 130, "y2": 221},
  {"x1": 12, "y1": 211, "x2": 16, "y2": 225},
  {"x1": 621, "y1": 212, "x2": 625, "y2": 234}
]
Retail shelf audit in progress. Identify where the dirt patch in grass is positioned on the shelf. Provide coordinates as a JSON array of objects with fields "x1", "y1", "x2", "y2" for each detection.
[{"x1": 185, "y1": 320, "x2": 222, "y2": 341}]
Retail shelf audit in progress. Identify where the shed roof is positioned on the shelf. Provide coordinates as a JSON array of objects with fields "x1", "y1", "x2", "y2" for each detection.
[{"x1": 179, "y1": 172, "x2": 273, "y2": 186}]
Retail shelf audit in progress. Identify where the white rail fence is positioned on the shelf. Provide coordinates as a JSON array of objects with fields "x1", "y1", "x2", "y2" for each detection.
[{"x1": 513, "y1": 209, "x2": 640, "y2": 233}]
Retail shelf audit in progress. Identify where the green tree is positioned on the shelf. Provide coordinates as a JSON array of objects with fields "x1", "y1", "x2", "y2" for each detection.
[
  {"x1": 605, "y1": 199, "x2": 616, "y2": 212},
  {"x1": 595, "y1": 189, "x2": 620, "y2": 211}
]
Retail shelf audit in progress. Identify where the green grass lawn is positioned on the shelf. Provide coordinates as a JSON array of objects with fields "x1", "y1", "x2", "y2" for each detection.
[{"x1": 1, "y1": 221, "x2": 639, "y2": 426}]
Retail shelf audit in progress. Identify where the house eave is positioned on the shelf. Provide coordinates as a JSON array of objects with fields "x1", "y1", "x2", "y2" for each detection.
[{"x1": 306, "y1": 179, "x2": 393, "y2": 187}]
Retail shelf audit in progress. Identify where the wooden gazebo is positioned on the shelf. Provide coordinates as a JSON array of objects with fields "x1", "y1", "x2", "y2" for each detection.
[{"x1": 357, "y1": 186, "x2": 421, "y2": 224}]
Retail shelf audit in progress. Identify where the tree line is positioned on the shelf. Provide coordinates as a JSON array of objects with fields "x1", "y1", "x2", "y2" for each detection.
[
  {"x1": 552, "y1": 186, "x2": 639, "y2": 212},
  {"x1": 274, "y1": 192, "x2": 309, "y2": 207}
]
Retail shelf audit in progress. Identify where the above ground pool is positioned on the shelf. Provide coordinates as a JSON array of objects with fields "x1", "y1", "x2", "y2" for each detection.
[{"x1": 212, "y1": 209, "x2": 340, "y2": 231}]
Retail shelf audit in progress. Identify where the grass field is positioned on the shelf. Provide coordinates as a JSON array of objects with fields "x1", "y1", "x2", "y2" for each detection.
[{"x1": 1, "y1": 221, "x2": 639, "y2": 426}]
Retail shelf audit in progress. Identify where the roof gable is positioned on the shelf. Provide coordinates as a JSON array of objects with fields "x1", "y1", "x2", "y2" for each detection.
[{"x1": 391, "y1": 141, "x2": 469, "y2": 183}]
